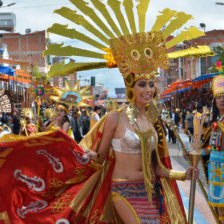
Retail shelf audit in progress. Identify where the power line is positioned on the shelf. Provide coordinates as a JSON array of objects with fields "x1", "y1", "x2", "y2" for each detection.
[{"x1": 2, "y1": 2, "x2": 73, "y2": 9}]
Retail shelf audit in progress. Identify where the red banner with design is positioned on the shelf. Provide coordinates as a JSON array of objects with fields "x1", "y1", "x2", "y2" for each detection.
[{"x1": 0, "y1": 129, "x2": 101, "y2": 224}]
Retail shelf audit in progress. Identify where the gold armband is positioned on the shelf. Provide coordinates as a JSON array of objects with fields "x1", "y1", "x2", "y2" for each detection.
[{"x1": 169, "y1": 170, "x2": 186, "y2": 181}]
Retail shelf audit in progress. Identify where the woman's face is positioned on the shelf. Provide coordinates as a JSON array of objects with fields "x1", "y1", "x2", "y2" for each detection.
[
  {"x1": 26, "y1": 117, "x2": 31, "y2": 124},
  {"x1": 134, "y1": 78, "x2": 155, "y2": 105},
  {"x1": 56, "y1": 108, "x2": 66, "y2": 119},
  {"x1": 216, "y1": 95, "x2": 224, "y2": 113}
]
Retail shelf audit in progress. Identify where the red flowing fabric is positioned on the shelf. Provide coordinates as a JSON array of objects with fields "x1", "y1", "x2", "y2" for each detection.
[{"x1": 0, "y1": 129, "x2": 103, "y2": 224}]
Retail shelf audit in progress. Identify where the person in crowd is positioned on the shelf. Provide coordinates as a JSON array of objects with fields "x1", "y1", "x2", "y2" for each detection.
[
  {"x1": 201, "y1": 75, "x2": 224, "y2": 222},
  {"x1": 186, "y1": 109, "x2": 194, "y2": 142},
  {"x1": 12, "y1": 109, "x2": 20, "y2": 135},
  {"x1": 79, "y1": 109, "x2": 90, "y2": 136},
  {"x1": 193, "y1": 105, "x2": 203, "y2": 128},
  {"x1": 71, "y1": 108, "x2": 82, "y2": 143},
  {"x1": 182, "y1": 109, "x2": 186, "y2": 129},
  {"x1": 90, "y1": 106, "x2": 101, "y2": 129},
  {"x1": 19, "y1": 108, "x2": 36, "y2": 136},
  {"x1": 43, "y1": 103, "x2": 71, "y2": 134},
  {"x1": 168, "y1": 107, "x2": 179, "y2": 143}
]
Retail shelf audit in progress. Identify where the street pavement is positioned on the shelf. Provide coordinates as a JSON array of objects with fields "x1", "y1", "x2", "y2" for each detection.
[{"x1": 168, "y1": 129, "x2": 216, "y2": 224}]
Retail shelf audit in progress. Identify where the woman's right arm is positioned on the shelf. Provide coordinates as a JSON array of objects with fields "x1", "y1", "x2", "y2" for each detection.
[{"x1": 85, "y1": 112, "x2": 119, "y2": 163}]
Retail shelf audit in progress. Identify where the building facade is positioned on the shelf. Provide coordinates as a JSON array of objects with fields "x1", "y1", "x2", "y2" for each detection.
[{"x1": 1, "y1": 30, "x2": 48, "y2": 73}]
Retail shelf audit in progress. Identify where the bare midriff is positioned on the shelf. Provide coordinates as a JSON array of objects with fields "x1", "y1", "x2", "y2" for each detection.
[{"x1": 112, "y1": 151, "x2": 154, "y2": 180}]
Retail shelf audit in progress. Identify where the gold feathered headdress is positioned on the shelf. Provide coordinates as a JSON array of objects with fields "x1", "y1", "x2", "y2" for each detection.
[
  {"x1": 45, "y1": 0, "x2": 214, "y2": 102},
  {"x1": 21, "y1": 108, "x2": 34, "y2": 119},
  {"x1": 44, "y1": 108, "x2": 56, "y2": 119}
]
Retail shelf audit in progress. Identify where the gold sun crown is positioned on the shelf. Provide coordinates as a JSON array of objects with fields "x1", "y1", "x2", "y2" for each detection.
[
  {"x1": 50, "y1": 80, "x2": 92, "y2": 107},
  {"x1": 21, "y1": 108, "x2": 34, "y2": 119},
  {"x1": 212, "y1": 75, "x2": 224, "y2": 97},
  {"x1": 45, "y1": 0, "x2": 214, "y2": 80}
]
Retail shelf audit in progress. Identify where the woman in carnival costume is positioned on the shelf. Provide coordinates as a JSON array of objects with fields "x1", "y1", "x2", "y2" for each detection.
[
  {"x1": 201, "y1": 75, "x2": 224, "y2": 222},
  {"x1": 44, "y1": 0, "x2": 216, "y2": 222},
  {"x1": 0, "y1": 0, "x2": 215, "y2": 223},
  {"x1": 45, "y1": 103, "x2": 71, "y2": 133},
  {"x1": 47, "y1": 80, "x2": 91, "y2": 137},
  {"x1": 40, "y1": 105, "x2": 71, "y2": 134},
  {"x1": 19, "y1": 108, "x2": 36, "y2": 136}
]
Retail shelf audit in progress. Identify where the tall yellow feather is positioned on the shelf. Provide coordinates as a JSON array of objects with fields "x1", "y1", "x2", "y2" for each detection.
[
  {"x1": 47, "y1": 23, "x2": 107, "y2": 50},
  {"x1": 55, "y1": 7, "x2": 109, "y2": 45},
  {"x1": 47, "y1": 62, "x2": 107, "y2": 78},
  {"x1": 107, "y1": 0, "x2": 130, "y2": 35},
  {"x1": 91, "y1": 0, "x2": 122, "y2": 37},
  {"x1": 70, "y1": 0, "x2": 115, "y2": 38},
  {"x1": 123, "y1": 0, "x2": 137, "y2": 34},
  {"x1": 168, "y1": 45, "x2": 215, "y2": 59},
  {"x1": 151, "y1": 8, "x2": 177, "y2": 32},
  {"x1": 163, "y1": 12, "x2": 193, "y2": 39},
  {"x1": 44, "y1": 43, "x2": 105, "y2": 59},
  {"x1": 136, "y1": 0, "x2": 151, "y2": 32},
  {"x1": 166, "y1": 27, "x2": 205, "y2": 49}
]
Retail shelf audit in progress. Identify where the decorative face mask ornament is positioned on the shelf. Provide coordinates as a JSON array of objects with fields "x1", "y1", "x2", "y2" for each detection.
[
  {"x1": 44, "y1": 108, "x2": 56, "y2": 119},
  {"x1": 45, "y1": 0, "x2": 214, "y2": 103},
  {"x1": 110, "y1": 31, "x2": 168, "y2": 101},
  {"x1": 50, "y1": 80, "x2": 92, "y2": 108}
]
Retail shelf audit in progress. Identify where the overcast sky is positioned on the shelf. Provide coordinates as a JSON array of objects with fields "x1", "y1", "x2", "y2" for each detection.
[{"x1": 2, "y1": 0, "x2": 224, "y2": 96}]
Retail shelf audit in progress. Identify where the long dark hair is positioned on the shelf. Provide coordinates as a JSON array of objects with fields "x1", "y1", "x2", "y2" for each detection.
[{"x1": 212, "y1": 98, "x2": 220, "y2": 122}]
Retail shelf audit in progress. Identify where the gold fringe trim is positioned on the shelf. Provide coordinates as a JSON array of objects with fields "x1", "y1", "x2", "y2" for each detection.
[
  {"x1": 219, "y1": 216, "x2": 224, "y2": 220},
  {"x1": 135, "y1": 129, "x2": 154, "y2": 203}
]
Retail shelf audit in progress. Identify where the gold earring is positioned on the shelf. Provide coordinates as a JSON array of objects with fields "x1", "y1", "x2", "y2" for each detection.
[
  {"x1": 123, "y1": 74, "x2": 134, "y2": 87},
  {"x1": 126, "y1": 87, "x2": 136, "y2": 103}
]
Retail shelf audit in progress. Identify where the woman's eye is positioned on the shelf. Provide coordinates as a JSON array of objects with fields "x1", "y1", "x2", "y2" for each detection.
[
  {"x1": 149, "y1": 84, "x2": 154, "y2": 87},
  {"x1": 138, "y1": 83, "x2": 145, "y2": 87}
]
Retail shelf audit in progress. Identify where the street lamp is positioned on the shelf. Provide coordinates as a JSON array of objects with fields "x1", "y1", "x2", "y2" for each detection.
[
  {"x1": 0, "y1": 1, "x2": 16, "y2": 8},
  {"x1": 216, "y1": 2, "x2": 224, "y2": 5},
  {"x1": 200, "y1": 23, "x2": 208, "y2": 74}
]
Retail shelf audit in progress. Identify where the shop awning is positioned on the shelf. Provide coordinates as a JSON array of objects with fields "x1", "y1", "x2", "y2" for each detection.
[
  {"x1": 0, "y1": 66, "x2": 15, "y2": 76},
  {"x1": 191, "y1": 73, "x2": 218, "y2": 89},
  {"x1": 161, "y1": 80, "x2": 192, "y2": 96}
]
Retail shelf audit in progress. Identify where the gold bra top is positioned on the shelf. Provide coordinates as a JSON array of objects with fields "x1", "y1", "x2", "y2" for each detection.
[{"x1": 111, "y1": 127, "x2": 156, "y2": 154}]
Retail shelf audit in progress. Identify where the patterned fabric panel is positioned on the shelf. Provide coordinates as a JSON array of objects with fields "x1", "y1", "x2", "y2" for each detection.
[{"x1": 111, "y1": 179, "x2": 161, "y2": 224}]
